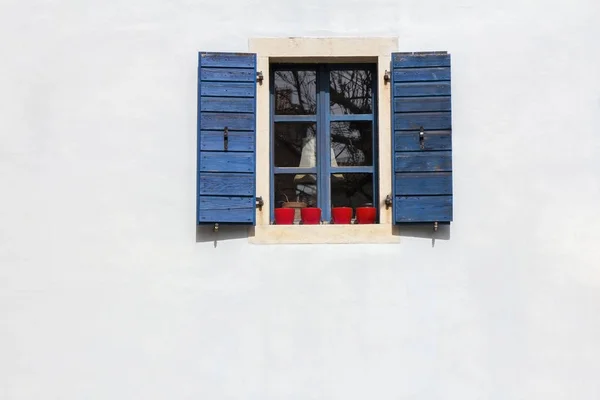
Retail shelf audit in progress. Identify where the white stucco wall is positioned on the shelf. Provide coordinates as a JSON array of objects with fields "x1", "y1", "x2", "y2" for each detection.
[{"x1": 1, "y1": 0, "x2": 600, "y2": 399}]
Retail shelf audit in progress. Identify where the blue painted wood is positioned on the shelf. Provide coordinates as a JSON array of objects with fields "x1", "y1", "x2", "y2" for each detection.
[
  {"x1": 394, "y1": 151, "x2": 452, "y2": 172},
  {"x1": 393, "y1": 82, "x2": 451, "y2": 97},
  {"x1": 394, "y1": 97, "x2": 451, "y2": 112},
  {"x1": 200, "y1": 112, "x2": 254, "y2": 131},
  {"x1": 200, "y1": 152, "x2": 254, "y2": 173},
  {"x1": 395, "y1": 172, "x2": 452, "y2": 195},
  {"x1": 200, "y1": 81, "x2": 254, "y2": 97},
  {"x1": 329, "y1": 114, "x2": 374, "y2": 122},
  {"x1": 200, "y1": 67, "x2": 255, "y2": 82},
  {"x1": 394, "y1": 196, "x2": 452, "y2": 222},
  {"x1": 395, "y1": 131, "x2": 451, "y2": 151},
  {"x1": 197, "y1": 52, "x2": 256, "y2": 225},
  {"x1": 272, "y1": 115, "x2": 317, "y2": 123},
  {"x1": 273, "y1": 167, "x2": 317, "y2": 174},
  {"x1": 198, "y1": 196, "x2": 254, "y2": 223},
  {"x1": 200, "y1": 130, "x2": 253, "y2": 152},
  {"x1": 394, "y1": 112, "x2": 451, "y2": 131},
  {"x1": 393, "y1": 67, "x2": 450, "y2": 82},
  {"x1": 199, "y1": 173, "x2": 254, "y2": 196},
  {"x1": 199, "y1": 53, "x2": 255, "y2": 68},
  {"x1": 201, "y1": 97, "x2": 254, "y2": 113},
  {"x1": 392, "y1": 53, "x2": 450, "y2": 68},
  {"x1": 392, "y1": 52, "x2": 453, "y2": 224}
]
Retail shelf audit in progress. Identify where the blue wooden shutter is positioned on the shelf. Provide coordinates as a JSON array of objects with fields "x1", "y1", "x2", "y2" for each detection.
[
  {"x1": 391, "y1": 52, "x2": 453, "y2": 223},
  {"x1": 197, "y1": 52, "x2": 257, "y2": 225}
]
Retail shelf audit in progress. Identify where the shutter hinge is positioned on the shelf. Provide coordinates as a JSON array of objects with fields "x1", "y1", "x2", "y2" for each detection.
[
  {"x1": 256, "y1": 71, "x2": 264, "y2": 84},
  {"x1": 384, "y1": 194, "x2": 393, "y2": 209},
  {"x1": 256, "y1": 196, "x2": 264, "y2": 210},
  {"x1": 384, "y1": 70, "x2": 390, "y2": 84}
]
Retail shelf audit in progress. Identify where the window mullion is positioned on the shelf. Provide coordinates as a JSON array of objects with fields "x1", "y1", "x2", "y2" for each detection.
[{"x1": 317, "y1": 64, "x2": 331, "y2": 222}]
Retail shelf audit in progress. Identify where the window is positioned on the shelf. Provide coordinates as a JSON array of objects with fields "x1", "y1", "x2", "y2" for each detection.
[
  {"x1": 271, "y1": 64, "x2": 378, "y2": 223},
  {"x1": 196, "y1": 38, "x2": 453, "y2": 244}
]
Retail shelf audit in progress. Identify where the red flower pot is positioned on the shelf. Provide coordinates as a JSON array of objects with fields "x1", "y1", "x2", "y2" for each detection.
[
  {"x1": 274, "y1": 208, "x2": 295, "y2": 225},
  {"x1": 356, "y1": 206, "x2": 377, "y2": 224},
  {"x1": 331, "y1": 207, "x2": 353, "y2": 224},
  {"x1": 301, "y1": 207, "x2": 321, "y2": 225}
]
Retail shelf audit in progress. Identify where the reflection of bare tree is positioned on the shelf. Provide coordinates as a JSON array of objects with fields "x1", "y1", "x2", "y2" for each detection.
[{"x1": 273, "y1": 68, "x2": 375, "y2": 208}]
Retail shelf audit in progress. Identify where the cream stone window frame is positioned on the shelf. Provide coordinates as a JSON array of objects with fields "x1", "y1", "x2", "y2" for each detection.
[{"x1": 248, "y1": 37, "x2": 400, "y2": 244}]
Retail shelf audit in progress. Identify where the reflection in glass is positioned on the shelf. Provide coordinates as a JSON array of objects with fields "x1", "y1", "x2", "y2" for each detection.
[
  {"x1": 330, "y1": 69, "x2": 373, "y2": 115},
  {"x1": 331, "y1": 173, "x2": 373, "y2": 209},
  {"x1": 275, "y1": 174, "x2": 318, "y2": 223},
  {"x1": 330, "y1": 122, "x2": 373, "y2": 166},
  {"x1": 274, "y1": 70, "x2": 317, "y2": 115},
  {"x1": 274, "y1": 123, "x2": 316, "y2": 167}
]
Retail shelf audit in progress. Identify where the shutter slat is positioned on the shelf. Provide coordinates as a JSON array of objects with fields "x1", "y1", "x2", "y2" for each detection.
[
  {"x1": 200, "y1": 112, "x2": 254, "y2": 131},
  {"x1": 199, "y1": 173, "x2": 254, "y2": 196},
  {"x1": 392, "y1": 52, "x2": 453, "y2": 224},
  {"x1": 198, "y1": 196, "x2": 255, "y2": 223},
  {"x1": 200, "y1": 152, "x2": 254, "y2": 173},
  {"x1": 395, "y1": 131, "x2": 451, "y2": 151},
  {"x1": 197, "y1": 52, "x2": 257, "y2": 225},
  {"x1": 394, "y1": 152, "x2": 452, "y2": 172},
  {"x1": 395, "y1": 97, "x2": 451, "y2": 112},
  {"x1": 201, "y1": 97, "x2": 254, "y2": 113},
  {"x1": 200, "y1": 82, "x2": 255, "y2": 97},
  {"x1": 394, "y1": 112, "x2": 451, "y2": 131},
  {"x1": 392, "y1": 53, "x2": 451, "y2": 68},
  {"x1": 393, "y1": 67, "x2": 450, "y2": 82},
  {"x1": 200, "y1": 130, "x2": 253, "y2": 152},
  {"x1": 200, "y1": 67, "x2": 255, "y2": 82},
  {"x1": 200, "y1": 53, "x2": 255, "y2": 68},
  {"x1": 395, "y1": 172, "x2": 452, "y2": 195},
  {"x1": 393, "y1": 82, "x2": 451, "y2": 97},
  {"x1": 395, "y1": 196, "x2": 452, "y2": 222}
]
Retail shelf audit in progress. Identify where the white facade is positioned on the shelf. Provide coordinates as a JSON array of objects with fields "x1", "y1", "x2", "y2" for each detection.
[{"x1": 1, "y1": 0, "x2": 600, "y2": 399}]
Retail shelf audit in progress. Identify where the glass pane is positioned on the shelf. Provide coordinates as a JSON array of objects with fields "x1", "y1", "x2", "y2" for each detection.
[
  {"x1": 275, "y1": 174, "x2": 318, "y2": 223},
  {"x1": 274, "y1": 70, "x2": 317, "y2": 115},
  {"x1": 330, "y1": 69, "x2": 373, "y2": 115},
  {"x1": 274, "y1": 123, "x2": 317, "y2": 168},
  {"x1": 331, "y1": 173, "x2": 374, "y2": 209},
  {"x1": 330, "y1": 121, "x2": 373, "y2": 166}
]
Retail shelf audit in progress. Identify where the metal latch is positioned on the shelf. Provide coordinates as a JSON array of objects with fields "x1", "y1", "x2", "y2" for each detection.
[
  {"x1": 223, "y1": 126, "x2": 228, "y2": 151},
  {"x1": 419, "y1": 126, "x2": 425, "y2": 150}
]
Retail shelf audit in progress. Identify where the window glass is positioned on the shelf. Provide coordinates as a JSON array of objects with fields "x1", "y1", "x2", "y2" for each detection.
[{"x1": 274, "y1": 70, "x2": 317, "y2": 115}]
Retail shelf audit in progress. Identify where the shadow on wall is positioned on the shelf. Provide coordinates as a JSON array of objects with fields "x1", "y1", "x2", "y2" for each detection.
[
  {"x1": 196, "y1": 223, "x2": 450, "y2": 247},
  {"x1": 196, "y1": 224, "x2": 250, "y2": 247},
  {"x1": 393, "y1": 223, "x2": 451, "y2": 247}
]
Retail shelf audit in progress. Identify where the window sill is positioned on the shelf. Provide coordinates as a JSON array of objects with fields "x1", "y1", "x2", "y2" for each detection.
[{"x1": 248, "y1": 224, "x2": 400, "y2": 244}]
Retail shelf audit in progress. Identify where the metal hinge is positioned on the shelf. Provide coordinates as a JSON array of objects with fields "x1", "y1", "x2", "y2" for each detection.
[
  {"x1": 256, "y1": 196, "x2": 264, "y2": 210},
  {"x1": 256, "y1": 71, "x2": 264, "y2": 84},
  {"x1": 384, "y1": 70, "x2": 391, "y2": 84}
]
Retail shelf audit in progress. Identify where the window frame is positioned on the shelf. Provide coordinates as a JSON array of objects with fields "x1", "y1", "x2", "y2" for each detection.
[
  {"x1": 269, "y1": 63, "x2": 379, "y2": 223},
  {"x1": 248, "y1": 37, "x2": 399, "y2": 244}
]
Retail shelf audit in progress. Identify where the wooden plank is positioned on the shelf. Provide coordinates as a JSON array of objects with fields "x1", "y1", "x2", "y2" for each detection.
[
  {"x1": 395, "y1": 112, "x2": 451, "y2": 131},
  {"x1": 201, "y1": 97, "x2": 254, "y2": 113},
  {"x1": 395, "y1": 172, "x2": 452, "y2": 195},
  {"x1": 393, "y1": 67, "x2": 450, "y2": 82},
  {"x1": 200, "y1": 112, "x2": 254, "y2": 131},
  {"x1": 199, "y1": 173, "x2": 254, "y2": 196},
  {"x1": 200, "y1": 67, "x2": 255, "y2": 82},
  {"x1": 393, "y1": 53, "x2": 450, "y2": 68},
  {"x1": 199, "y1": 152, "x2": 254, "y2": 173},
  {"x1": 394, "y1": 82, "x2": 451, "y2": 97},
  {"x1": 198, "y1": 196, "x2": 254, "y2": 223},
  {"x1": 200, "y1": 82, "x2": 254, "y2": 97},
  {"x1": 394, "y1": 151, "x2": 452, "y2": 172},
  {"x1": 394, "y1": 97, "x2": 451, "y2": 112},
  {"x1": 200, "y1": 130, "x2": 254, "y2": 152},
  {"x1": 199, "y1": 53, "x2": 255, "y2": 68},
  {"x1": 395, "y1": 196, "x2": 453, "y2": 222},
  {"x1": 395, "y1": 131, "x2": 451, "y2": 151}
]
